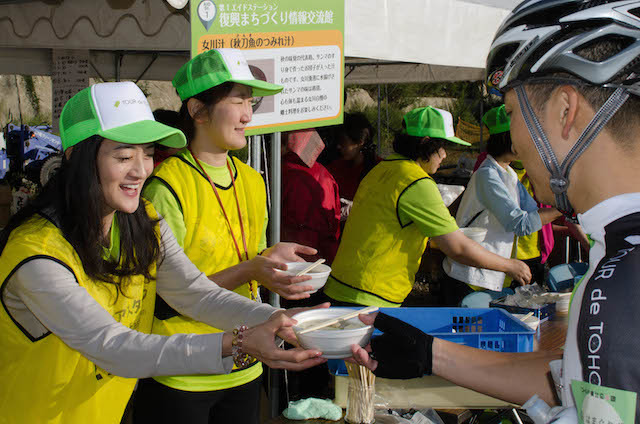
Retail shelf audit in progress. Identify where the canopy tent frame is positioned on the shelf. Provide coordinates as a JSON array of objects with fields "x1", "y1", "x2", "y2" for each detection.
[{"x1": 0, "y1": 0, "x2": 519, "y2": 417}]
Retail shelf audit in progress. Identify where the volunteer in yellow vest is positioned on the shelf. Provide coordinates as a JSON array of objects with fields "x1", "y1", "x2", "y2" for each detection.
[
  {"x1": 0, "y1": 82, "x2": 326, "y2": 424},
  {"x1": 442, "y1": 106, "x2": 561, "y2": 306},
  {"x1": 511, "y1": 160, "x2": 553, "y2": 281},
  {"x1": 137, "y1": 49, "x2": 318, "y2": 423},
  {"x1": 322, "y1": 106, "x2": 532, "y2": 307}
]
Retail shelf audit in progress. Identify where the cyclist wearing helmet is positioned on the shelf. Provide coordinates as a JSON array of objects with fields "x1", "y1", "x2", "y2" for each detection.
[{"x1": 352, "y1": 1, "x2": 640, "y2": 421}]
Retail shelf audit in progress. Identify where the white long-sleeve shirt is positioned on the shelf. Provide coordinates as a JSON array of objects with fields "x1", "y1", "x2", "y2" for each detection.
[{"x1": 1, "y1": 218, "x2": 277, "y2": 378}]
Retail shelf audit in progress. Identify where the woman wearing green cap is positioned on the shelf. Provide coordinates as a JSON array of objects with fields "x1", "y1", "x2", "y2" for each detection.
[
  {"x1": 0, "y1": 82, "x2": 326, "y2": 424},
  {"x1": 442, "y1": 105, "x2": 562, "y2": 305},
  {"x1": 137, "y1": 49, "x2": 319, "y2": 423},
  {"x1": 322, "y1": 106, "x2": 532, "y2": 308}
]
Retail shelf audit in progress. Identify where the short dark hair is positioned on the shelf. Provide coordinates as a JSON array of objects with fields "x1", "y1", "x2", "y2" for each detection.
[
  {"x1": 0, "y1": 136, "x2": 162, "y2": 289},
  {"x1": 153, "y1": 109, "x2": 181, "y2": 154},
  {"x1": 486, "y1": 132, "x2": 512, "y2": 158},
  {"x1": 153, "y1": 109, "x2": 180, "y2": 128},
  {"x1": 338, "y1": 113, "x2": 375, "y2": 147},
  {"x1": 523, "y1": 38, "x2": 640, "y2": 149},
  {"x1": 178, "y1": 82, "x2": 235, "y2": 142},
  {"x1": 392, "y1": 133, "x2": 447, "y2": 161},
  {"x1": 337, "y1": 113, "x2": 378, "y2": 174}
]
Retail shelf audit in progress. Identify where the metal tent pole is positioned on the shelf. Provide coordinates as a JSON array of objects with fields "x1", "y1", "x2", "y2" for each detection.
[
  {"x1": 268, "y1": 132, "x2": 282, "y2": 419},
  {"x1": 269, "y1": 132, "x2": 282, "y2": 307},
  {"x1": 250, "y1": 135, "x2": 262, "y2": 173},
  {"x1": 377, "y1": 84, "x2": 382, "y2": 154},
  {"x1": 115, "y1": 52, "x2": 121, "y2": 82}
]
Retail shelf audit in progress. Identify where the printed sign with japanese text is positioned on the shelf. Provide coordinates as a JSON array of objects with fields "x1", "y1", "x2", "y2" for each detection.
[
  {"x1": 51, "y1": 50, "x2": 90, "y2": 134},
  {"x1": 572, "y1": 380, "x2": 637, "y2": 424},
  {"x1": 190, "y1": 0, "x2": 344, "y2": 135}
]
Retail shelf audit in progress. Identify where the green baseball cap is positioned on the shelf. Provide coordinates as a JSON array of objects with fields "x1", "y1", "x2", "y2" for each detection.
[
  {"x1": 482, "y1": 105, "x2": 511, "y2": 135},
  {"x1": 173, "y1": 48, "x2": 283, "y2": 101},
  {"x1": 59, "y1": 82, "x2": 187, "y2": 151},
  {"x1": 402, "y1": 107, "x2": 471, "y2": 146}
]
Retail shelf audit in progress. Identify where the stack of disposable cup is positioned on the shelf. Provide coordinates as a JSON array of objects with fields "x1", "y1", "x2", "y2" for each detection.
[{"x1": 555, "y1": 293, "x2": 572, "y2": 314}]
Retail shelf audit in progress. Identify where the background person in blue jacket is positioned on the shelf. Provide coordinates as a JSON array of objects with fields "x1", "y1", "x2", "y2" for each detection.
[{"x1": 442, "y1": 105, "x2": 561, "y2": 306}]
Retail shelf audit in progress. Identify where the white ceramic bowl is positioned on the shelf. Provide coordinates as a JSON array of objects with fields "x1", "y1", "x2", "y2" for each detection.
[
  {"x1": 460, "y1": 227, "x2": 488, "y2": 243},
  {"x1": 277, "y1": 262, "x2": 331, "y2": 294},
  {"x1": 292, "y1": 308, "x2": 374, "y2": 359}
]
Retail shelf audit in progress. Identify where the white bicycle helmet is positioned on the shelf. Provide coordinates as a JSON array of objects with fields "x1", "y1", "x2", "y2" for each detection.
[
  {"x1": 487, "y1": 0, "x2": 640, "y2": 95},
  {"x1": 485, "y1": 0, "x2": 640, "y2": 217}
]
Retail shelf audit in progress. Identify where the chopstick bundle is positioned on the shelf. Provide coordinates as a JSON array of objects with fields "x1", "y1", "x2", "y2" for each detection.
[
  {"x1": 297, "y1": 306, "x2": 378, "y2": 335},
  {"x1": 345, "y1": 362, "x2": 375, "y2": 424}
]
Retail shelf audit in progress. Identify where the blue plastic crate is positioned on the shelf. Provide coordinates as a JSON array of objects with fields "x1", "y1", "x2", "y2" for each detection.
[
  {"x1": 547, "y1": 262, "x2": 589, "y2": 292},
  {"x1": 328, "y1": 307, "x2": 534, "y2": 376}
]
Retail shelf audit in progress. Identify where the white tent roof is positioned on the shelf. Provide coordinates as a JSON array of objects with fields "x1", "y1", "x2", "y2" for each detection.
[
  {"x1": 0, "y1": 0, "x2": 517, "y2": 83},
  {"x1": 345, "y1": 0, "x2": 514, "y2": 68}
]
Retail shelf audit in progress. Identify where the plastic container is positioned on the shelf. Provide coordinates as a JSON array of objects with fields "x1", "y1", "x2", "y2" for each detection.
[
  {"x1": 551, "y1": 293, "x2": 572, "y2": 314},
  {"x1": 328, "y1": 307, "x2": 534, "y2": 376},
  {"x1": 345, "y1": 378, "x2": 375, "y2": 424},
  {"x1": 490, "y1": 296, "x2": 556, "y2": 322},
  {"x1": 524, "y1": 394, "x2": 578, "y2": 423},
  {"x1": 547, "y1": 262, "x2": 589, "y2": 292}
]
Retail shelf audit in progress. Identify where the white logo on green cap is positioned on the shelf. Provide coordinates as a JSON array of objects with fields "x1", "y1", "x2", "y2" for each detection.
[{"x1": 59, "y1": 81, "x2": 186, "y2": 151}]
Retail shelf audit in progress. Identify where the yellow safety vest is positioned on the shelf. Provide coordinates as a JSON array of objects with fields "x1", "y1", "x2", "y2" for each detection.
[
  {"x1": 512, "y1": 164, "x2": 541, "y2": 260},
  {"x1": 148, "y1": 152, "x2": 266, "y2": 391},
  {"x1": 0, "y1": 204, "x2": 158, "y2": 424},
  {"x1": 325, "y1": 158, "x2": 431, "y2": 305}
]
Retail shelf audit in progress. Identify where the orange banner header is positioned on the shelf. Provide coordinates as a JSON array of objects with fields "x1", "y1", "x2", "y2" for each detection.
[{"x1": 197, "y1": 30, "x2": 343, "y2": 54}]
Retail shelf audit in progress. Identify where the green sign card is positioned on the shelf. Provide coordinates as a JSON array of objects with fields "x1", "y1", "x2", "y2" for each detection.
[
  {"x1": 190, "y1": 0, "x2": 345, "y2": 135},
  {"x1": 572, "y1": 380, "x2": 637, "y2": 424}
]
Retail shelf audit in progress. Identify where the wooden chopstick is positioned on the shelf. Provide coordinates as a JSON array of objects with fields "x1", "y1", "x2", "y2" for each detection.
[
  {"x1": 519, "y1": 311, "x2": 534, "y2": 321},
  {"x1": 297, "y1": 306, "x2": 379, "y2": 334},
  {"x1": 295, "y1": 259, "x2": 326, "y2": 276}
]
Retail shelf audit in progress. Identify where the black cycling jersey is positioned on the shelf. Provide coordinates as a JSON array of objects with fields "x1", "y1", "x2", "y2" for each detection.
[{"x1": 577, "y1": 211, "x2": 640, "y2": 421}]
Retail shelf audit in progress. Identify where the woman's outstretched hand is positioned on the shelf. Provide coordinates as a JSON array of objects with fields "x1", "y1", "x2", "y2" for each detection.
[
  {"x1": 272, "y1": 303, "x2": 330, "y2": 346},
  {"x1": 247, "y1": 255, "x2": 315, "y2": 299},
  {"x1": 262, "y1": 242, "x2": 317, "y2": 263},
  {"x1": 249, "y1": 242, "x2": 319, "y2": 300},
  {"x1": 239, "y1": 308, "x2": 327, "y2": 371}
]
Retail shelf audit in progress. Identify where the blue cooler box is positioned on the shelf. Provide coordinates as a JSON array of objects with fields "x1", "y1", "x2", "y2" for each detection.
[
  {"x1": 547, "y1": 262, "x2": 589, "y2": 292},
  {"x1": 329, "y1": 307, "x2": 534, "y2": 376}
]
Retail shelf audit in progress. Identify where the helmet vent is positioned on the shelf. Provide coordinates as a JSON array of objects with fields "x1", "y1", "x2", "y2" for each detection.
[
  {"x1": 509, "y1": 5, "x2": 582, "y2": 30},
  {"x1": 573, "y1": 34, "x2": 636, "y2": 62},
  {"x1": 628, "y1": 7, "x2": 640, "y2": 19},
  {"x1": 581, "y1": 0, "x2": 609, "y2": 10}
]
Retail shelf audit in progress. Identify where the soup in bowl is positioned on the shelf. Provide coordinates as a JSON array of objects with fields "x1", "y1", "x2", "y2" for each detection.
[{"x1": 292, "y1": 308, "x2": 374, "y2": 359}]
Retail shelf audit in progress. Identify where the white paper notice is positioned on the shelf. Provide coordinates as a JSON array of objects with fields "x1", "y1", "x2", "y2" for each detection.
[
  {"x1": 243, "y1": 45, "x2": 341, "y2": 129},
  {"x1": 52, "y1": 49, "x2": 90, "y2": 133}
]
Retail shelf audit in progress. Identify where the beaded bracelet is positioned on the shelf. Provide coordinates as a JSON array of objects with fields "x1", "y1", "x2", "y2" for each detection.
[{"x1": 232, "y1": 325, "x2": 254, "y2": 368}]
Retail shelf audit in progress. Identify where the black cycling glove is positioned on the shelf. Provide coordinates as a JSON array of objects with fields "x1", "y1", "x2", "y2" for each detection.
[{"x1": 370, "y1": 313, "x2": 434, "y2": 379}]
